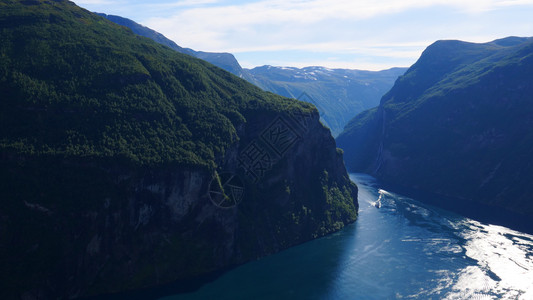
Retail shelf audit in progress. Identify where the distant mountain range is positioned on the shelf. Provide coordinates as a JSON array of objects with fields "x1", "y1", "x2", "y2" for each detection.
[
  {"x1": 337, "y1": 36, "x2": 533, "y2": 222},
  {"x1": 246, "y1": 65, "x2": 406, "y2": 136},
  {"x1": 99, "y1": 14, "x2": 405, "y2": 136}
]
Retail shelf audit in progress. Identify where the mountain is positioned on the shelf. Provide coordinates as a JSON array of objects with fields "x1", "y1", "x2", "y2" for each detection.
[
  {"x1": 337, "y1": 36, "x2": 533, "y2": 221},
  {"x1": 98, "y1": 13, "x2": 251, "y2": 80},
  {"x1": 0, "y1": 1, "x2": 357, "y2": 298},
  {"x1": 97, "y1": 15, "x2": 405, "y2": 137},
  {"x1": 246, "y1": 66, "x2": 406, "y2": 136}
]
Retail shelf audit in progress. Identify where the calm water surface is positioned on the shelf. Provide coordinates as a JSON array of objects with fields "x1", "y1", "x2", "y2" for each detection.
[{"x1": 162, "y1": 173, "x2": 533, "y2": 299}]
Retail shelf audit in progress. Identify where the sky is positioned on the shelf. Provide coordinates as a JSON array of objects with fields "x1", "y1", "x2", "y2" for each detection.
[{"x1": 74, "y1": 0, "x2": 533, "y2": 71}]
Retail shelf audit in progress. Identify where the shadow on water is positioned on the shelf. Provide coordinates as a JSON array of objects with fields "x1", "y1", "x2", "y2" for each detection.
[
  {"x1": 91, "y1": 173, "x2": 469, "y2": 299},
  {"x1": 378, "y1": 179, "x2": 533, "y2": 235},
  {"x1": 154, "y1": 226, "x2": 360, "y2": 300},
  {"x1": 83, "y1": 267, "x2": 238, "y2": 300},
  {"x1": 89, "y1": 173, "x2": 533, "y2": 299},
  {"x1": 91, "y1": 221, "x2": 361, "y2": 300}
]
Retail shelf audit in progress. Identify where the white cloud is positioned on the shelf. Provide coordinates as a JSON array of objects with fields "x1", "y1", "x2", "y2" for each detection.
[
  {"x1": 144, "y1": 0, "x2": 533, "y2": 28},
  {"x1": 496, "y1": 0, "x2": 533, "y2": 6},
  {"x1": 74, "y1": 0, "x2": 117, "y2": 5},
  {"x1": 143, "y1": 0, "x2": 220, "y2": 8},
  {"x1": 144, "y1": 0, "x2": 532, "y2": 48},
  {"x1": 76, "y1": 0, "x2": 533, "y2": 69},
  {"x1": 221, "y1": 41, "x2": 428, "y2": 58}
]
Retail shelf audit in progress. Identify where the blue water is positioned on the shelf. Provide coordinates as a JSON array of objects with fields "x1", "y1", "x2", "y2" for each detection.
[{"x1": 162, "y1": 173, "x2": 533, "y2": 299}]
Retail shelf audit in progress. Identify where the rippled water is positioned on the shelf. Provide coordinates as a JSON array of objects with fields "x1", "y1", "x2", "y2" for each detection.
[{"x1": 161, "y1": 173, "x2": 533, "y2": 299}]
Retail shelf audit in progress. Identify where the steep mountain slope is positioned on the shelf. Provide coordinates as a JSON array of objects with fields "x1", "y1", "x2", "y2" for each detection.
[
  {"x1": 0, "y1": 1, "x2": 357, "y2": 298},
  {"x1": 338, "y1": 36, "x2": 533, "y2": 218},
  {"x1": 246, "y1": 66, "x2": 406, "y2": 136},
  {"x1": 98, "y1": 13, "x2": 250, "y2": 80}
]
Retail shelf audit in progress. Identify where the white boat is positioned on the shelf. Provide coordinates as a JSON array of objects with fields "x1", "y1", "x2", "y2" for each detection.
[{"x1": 374, "y1": 189, "x2": 387, "y2": 208}]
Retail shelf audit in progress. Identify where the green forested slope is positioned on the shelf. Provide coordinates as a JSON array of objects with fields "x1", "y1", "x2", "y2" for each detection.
[
  {"x1": 0, "y1": 0, "x2": 311, "y2": 167},
  {"x1": 0, "y1": 1, "x2": 357, "y2": 298},
  {"x1": 338, "y1": 36, "x2": 533, "y2": 217},
  {"x1": 94, "y1": 14, "x2": 405, "y2": 137}
]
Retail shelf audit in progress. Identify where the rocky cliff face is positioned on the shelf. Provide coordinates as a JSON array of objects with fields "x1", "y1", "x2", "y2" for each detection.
[
  {"x1": 0, "y1": 1, "x2": 357, "y2": 298},
  {"x1": 1, "y1": 111, "x2": 356, "y2": 299}
]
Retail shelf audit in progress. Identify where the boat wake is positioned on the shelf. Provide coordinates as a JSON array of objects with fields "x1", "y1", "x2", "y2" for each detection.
[{"x1": 372, "y1": 189, "x2": 390, "y2": 208}]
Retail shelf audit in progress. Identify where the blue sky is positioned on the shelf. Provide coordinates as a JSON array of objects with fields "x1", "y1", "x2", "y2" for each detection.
[{"x1": 75, "y1": 0, "x2": 533, "y2": 70}]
